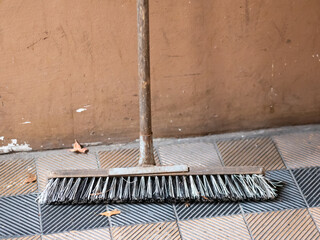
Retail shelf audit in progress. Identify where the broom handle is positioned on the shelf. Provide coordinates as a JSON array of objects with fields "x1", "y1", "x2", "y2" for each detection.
[{"x1": 137, "y1": 0, "x2": 155, "y2": 166}]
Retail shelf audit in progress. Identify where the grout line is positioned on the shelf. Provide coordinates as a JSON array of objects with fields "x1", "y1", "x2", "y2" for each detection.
[
  {"x1": 94, "y1": 150, "x2": 101, "y2": 169},
  {"x1": 271, "y1": 136, "x2": 289, "y2": 170},
  {"x1": 212, "y1": 140, "x2": 225, "y2": 167},
  {"x1": 153, "y1": 147, "x2": 161, "y2": 166},
  {"x1": 239, "y1": 203, "x2": 254, "y2": 240},
  {"x1": 274, "y1": 138, "x2": 320, "y2": 234},
  {"x1": 106, "y1": 204, "x2": 114, "y2": 240},
  {"x1": 34, "y1": 156, "x2": 44, "y2": 235},
  {"x1": 172, "y1": 204, "x2": 184, "y2": 240}
]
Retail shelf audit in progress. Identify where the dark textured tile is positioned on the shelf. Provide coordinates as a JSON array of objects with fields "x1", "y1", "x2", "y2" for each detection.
[
  {"x1": 292, "y1": 167, "x2": 320, "y2": 207},
  {"x1": 241, "y1": 170, "x2": 306, "y2": 213},
  {"x1": 108, "y1": 203, "x2": 176, "y2": 226},
  {"x1": 176, "y1": 201, "x2": 241, "y2": 221},
  {"x1": 41, "y1": 203, "x2": 108, "y2": 234},
  {"x1": 217, "y1": 137, "x2": 285, "y2": 170},
  {"x1": 3, "y1": 235, "x2": 41, "y2": 240},
  {"x1": 0, "y1": 194, "x2": 40, "y2": 237}
]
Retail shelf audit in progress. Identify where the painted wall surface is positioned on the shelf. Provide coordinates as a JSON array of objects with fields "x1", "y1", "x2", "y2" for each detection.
[{"x1": 0, "y1": 0, "x2": 319, "y2": 151}]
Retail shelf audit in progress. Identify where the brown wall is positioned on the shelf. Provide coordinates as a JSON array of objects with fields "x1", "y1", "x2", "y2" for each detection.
[{"x1": 0, "y1": 0, "x2": 320, "y2": 151}]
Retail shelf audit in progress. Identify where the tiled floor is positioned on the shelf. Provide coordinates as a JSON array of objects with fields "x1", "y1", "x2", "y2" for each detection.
[{"x1": 1, "y1": 125, "x2": 320, "y2": 239}]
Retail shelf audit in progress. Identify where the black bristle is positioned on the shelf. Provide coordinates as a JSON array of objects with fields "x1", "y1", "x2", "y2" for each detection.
[
  {"x1": 202, "y1": 175, "x2": 215, "y2": 201},
  {"x1": 122, "y1": 176, "x2": 131, "y2": 202},
  {"x1": 108, "y1": 178, "x2": 117, "y2": 202},
  {"x1": 101, "y1": 177, "x2": 109, "y2": 202},
  {"x1": 76, "y1": 177, "x2": 88, "y2": 203},
  {"x1": 131, "y1": 176, "x2": 139, "y2": 202},
  {"x1": 115, "y1": 177, "x2": 124, "y2": 202},
  {"x1": 153, "y1": 176, "x2": 161, "y2": 201},
  {"x1": 189, "y1": 175, "x2": 200, "y2": 200},
  {"x1": 37, "y1": 174, "x2": 279, "y2": 205},
  {"x1": 138, "y1": 176, "x2": 146, "y2": 201}
]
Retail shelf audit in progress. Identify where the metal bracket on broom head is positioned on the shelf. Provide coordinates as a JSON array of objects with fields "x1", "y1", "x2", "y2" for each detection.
[{"x1": 47, "y1": 166, "x2": 265, "y2": 179}]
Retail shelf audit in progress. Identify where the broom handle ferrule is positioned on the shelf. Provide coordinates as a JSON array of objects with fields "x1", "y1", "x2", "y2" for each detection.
[{"x1": 137, "y1": 0, "x2": 155, "y2": 166}]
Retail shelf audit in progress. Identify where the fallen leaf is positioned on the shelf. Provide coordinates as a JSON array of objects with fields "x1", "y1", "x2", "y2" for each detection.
[
  {"x1": 69, "y1": 139, "x2": 88, "y2": 153},
  {"x1": 90, "y1": 192, "x2": 102, "y2": 196},
  {"x1": 24, "y1": 173, "x2": 37, "y2": 184},
  {"x1": 99, "y1": 209, "x2": 121, "y2": 217}
]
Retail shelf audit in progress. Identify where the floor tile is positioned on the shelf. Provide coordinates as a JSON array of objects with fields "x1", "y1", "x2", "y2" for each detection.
[
  {"x1": 42, "y1": 227, "x2": 111, "y2": 239},
  {"x1": 41, "y1": 203, "x2": 108, "y2": 234},
  {"x1": 246, "y1": 208, "x2": 320, "y2": 240},
  {"x1": 0, "y1": 158, "x2": 37, "y2": 197},
  {"x1": 0, "y1": 194, "x2": 40, "y2": 237},
  {"x1": 108, "y1": 203, "x2": 176, "y2": 226},
  {"x1": 309, "y1": 207, "x2": 320, "y2": 230},
  {"x1": 216, "y1": 137, "x2": 285, "y2": 170},
  {"x1": 98, "y1": 147, "x2": 160, "y2": 168},
  {"x1": 111, "y1": 221, "x2": 180, "y2": 240},
  {"x1": 36, "y1": 152, "x2": 98, "y2": 190},
  {"x1": 175, "y1": 201, "x2": 241, "y2": 221},
  {"x1": 179, "y1": 215, "x2": 250, "y2": 240},
  {"x1": 4, "y1": 236, "x2": 41, "y2": 240},
  {"x1": 274, "y1": 132, "x2": 320, "y2": 169},
  {"x1": 292, "y1": 167, "x2": 320, "y2": 207},
  {"x1": 157, "y1": 142, "x2": 222, "y2": 167},
  {"x1": 241, "y1": 170, "x2": 306, "y2": 213}
]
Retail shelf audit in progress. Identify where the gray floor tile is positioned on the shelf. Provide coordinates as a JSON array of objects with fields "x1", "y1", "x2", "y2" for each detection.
[
  {"x1": 241, "y1": 170, "x2": 306, "y2": 213},
  {"x1": 292, "y1": 167, "x2": 320, "y2": 207},
  {"x1": 176, "y1": 201, "x2": 241, "y2": 221},
  {"x1": 0, "y1": 194, "x2": 40, "y2": 237},
  {"x1": 108, "y1": 203, "x2": 176, "y2": 226},
  {"x1": 41, "y1": 203, "x2": 108, "y2": 234}
]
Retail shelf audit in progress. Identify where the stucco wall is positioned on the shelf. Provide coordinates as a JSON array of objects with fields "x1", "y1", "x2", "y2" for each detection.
[{"x1": 0, "y1": 0, "x2": 319, "y2": 151}]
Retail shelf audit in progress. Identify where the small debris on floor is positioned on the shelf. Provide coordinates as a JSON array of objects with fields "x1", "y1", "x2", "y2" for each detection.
[
  {"x1": 99, "y1": 209, "x2": 121, "y2": 217},
  {"x1": 69, "y1": 139, "x2": 88, "y2": 153},
  {"x1": 24, "y1": 173, "x2": 37, "y2": 184}
]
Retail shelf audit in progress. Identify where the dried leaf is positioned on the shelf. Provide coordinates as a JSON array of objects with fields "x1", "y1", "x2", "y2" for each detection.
[
  {"x1": 69, "y1": 139, "x2": 88, "y2": 153},
  {"x1": 90, "y1": 192, "x2": 102, "y2": 196},
  {"x1": 24, "y1": 173, "x2": 37, "y2": 184},
  {"x1": 99, "y1": 209, "x2": 121, "y2": 217}
]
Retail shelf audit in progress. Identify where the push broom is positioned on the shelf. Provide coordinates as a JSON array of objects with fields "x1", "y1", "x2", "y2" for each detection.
[{"x1": 38, "y1": 0, "x2": 278, "y2": 205}]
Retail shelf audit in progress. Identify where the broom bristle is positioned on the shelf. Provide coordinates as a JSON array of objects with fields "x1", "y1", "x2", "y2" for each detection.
[{"x1": 37, "y1": 174, "x2": 279, "y2": 204}]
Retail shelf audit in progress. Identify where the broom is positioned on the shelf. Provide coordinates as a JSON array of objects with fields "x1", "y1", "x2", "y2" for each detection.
[{"x1": 37, "y1": 0, "x2": 278, "y2": 205}]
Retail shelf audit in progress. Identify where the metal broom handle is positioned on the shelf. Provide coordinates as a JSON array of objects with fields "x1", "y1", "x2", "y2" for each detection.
[{"x1": 137, "y1": 0, "x2": 155, "y2": 166}]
